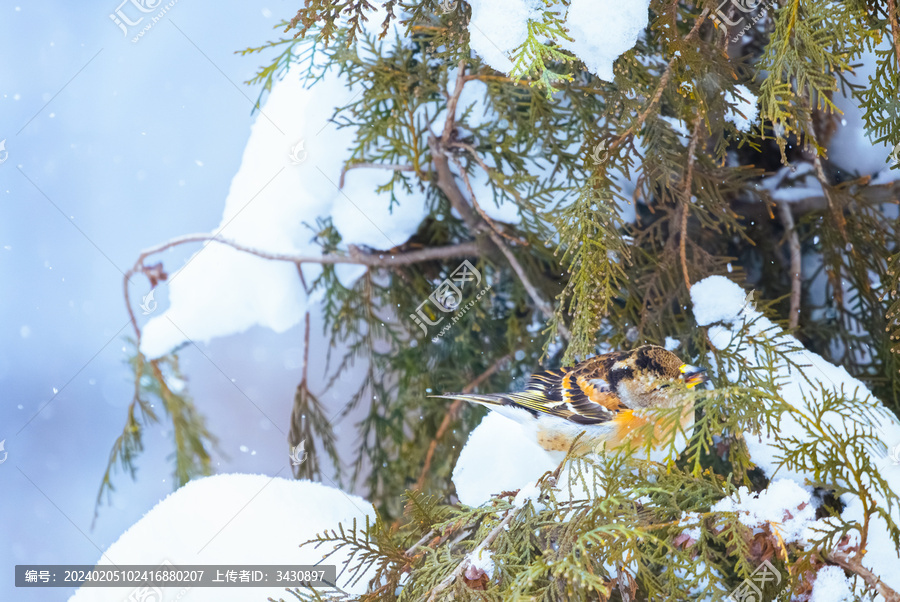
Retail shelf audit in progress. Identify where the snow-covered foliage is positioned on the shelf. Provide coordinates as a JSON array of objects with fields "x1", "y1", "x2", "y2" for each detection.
[
  {"x1": 692, "y1": 275, "x2": 900, "y2": 595},
  {"x1": 441, "y1": 275, "x2": 900, "y2": 598},
  {"x1": 467, "y1": 0, "x2": 650, "y2": 82},
  {"x1": 69, "y1": 474, "x2": 375, "y2": 601}
]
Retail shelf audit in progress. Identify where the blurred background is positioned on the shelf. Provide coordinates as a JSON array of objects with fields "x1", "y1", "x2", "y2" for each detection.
[{"x1": 0, "y1": 2, "x2": 362, "y2": 599}]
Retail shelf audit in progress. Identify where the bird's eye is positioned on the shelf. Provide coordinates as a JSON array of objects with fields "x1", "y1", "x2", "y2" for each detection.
[{"x1": 656, "y1": 384, "x2": 671, "y2": 390}]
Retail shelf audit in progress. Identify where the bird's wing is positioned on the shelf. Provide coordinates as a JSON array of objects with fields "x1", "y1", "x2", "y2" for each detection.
[{"x1": 435, "y1": 358, "x2": 628, "y2": 425}]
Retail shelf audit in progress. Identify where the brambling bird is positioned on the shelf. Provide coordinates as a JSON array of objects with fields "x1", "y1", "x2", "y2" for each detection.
[{"x1": 435, "y1": 345, "x2": 708, "y2": 456}]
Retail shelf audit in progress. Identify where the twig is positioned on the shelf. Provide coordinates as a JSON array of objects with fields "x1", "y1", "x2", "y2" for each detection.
[
  {"x1": 804, "y1": 116, "x2": 848, "y2": 243},
  {"x1": 442, "y1": 59, "x2": 468, "y2": 146},
  {"x1": 123, "y1": 235, "x2": 481, "y2": 341},
  {"x1": 449, "y1": 153, "x2": 564, "y2": 331},
  {"x1": 777, "y1": 200, "x2": 802, "y2": 329},
  {"x1": 447, "y1": 141, "x2": 524, "y2": 206},
  {"x1": 828, "y1": 551, "x2": 900, "y2": 602},
  {"x1": 449, "y1": 153, "x2": 528, "y2": 245},
  {"x1": 339, "y1": 162, "x2": 417, "y2": 188},
  {"x1": 405, "y1": 529, "x2": 436, "y2": 557},
  {"x1": 887, "y1": 0, "x2": 900, "y2": 75},
  {"x1": 414, "y1": 353, "x2": 512, "y2": 491},
  {"x1": 132, "y1": 234, "x2": 480, "y2": 269},
  {"x1": 428, "y1": 135, "x2": 482, "y2": 231},
  {"x1": 605, "y1": 8, "x2": 710, "y2": 158},
  {"x1": 679, "y1": 117, "x2": 703, "y2": 291},
  {"x1": 428, "y1": 66, "x2": 568, "y2": 338},
  {"x1": 425, "y1": 509, "x2": 515, "y2": 602}
]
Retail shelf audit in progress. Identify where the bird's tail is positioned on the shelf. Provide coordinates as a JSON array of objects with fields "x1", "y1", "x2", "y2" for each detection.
[{"x1": 428, "y1": 393, "x2": 510, "y2": 409}]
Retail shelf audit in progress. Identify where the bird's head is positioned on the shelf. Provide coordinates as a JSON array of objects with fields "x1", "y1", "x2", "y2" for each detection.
[{"x1": 607, "y1": 345, "x2": 708, "y2": 409}]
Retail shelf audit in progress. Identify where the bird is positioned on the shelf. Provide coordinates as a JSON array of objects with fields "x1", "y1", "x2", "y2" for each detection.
[{"x1": 434, "y1": 345, "x2": 709, "y2": 457}]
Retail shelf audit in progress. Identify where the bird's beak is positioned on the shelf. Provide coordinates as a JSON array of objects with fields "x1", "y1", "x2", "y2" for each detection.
[{"x1": 679, "y1": 364, "x2": 709, "y2": 388}]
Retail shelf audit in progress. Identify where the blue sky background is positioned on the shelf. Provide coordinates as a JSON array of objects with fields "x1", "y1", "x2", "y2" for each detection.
[{"x1": 0, "y1": 2, "x2": 363, "y2": 599}]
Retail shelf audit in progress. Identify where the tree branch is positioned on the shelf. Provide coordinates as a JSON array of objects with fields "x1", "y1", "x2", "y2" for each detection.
[
  {"x1": 449, "y1": 152, "x2": 528, "y2": 245},
  {"x1": 606, "y1": 8, "x2": 710, "y2": 158},
  {"x1": 452, "y1": 155, "x2": 564, "y2": 329},
  {"x1": 777, "y1": 200, "x2": 802, "y2": 329},
  {"x1": 130, "y1": 234, "x2": 481, "y2": 269},
  {"x1": 442, "y1": 59, "x2": 468, "y2": 146},
  {"x1": 887, "y1": 0, "x2": 900, "y2": 75},
  {"x1": 828, "y1": 551, "x2": 900, "y2": 602},
  {"x1": 123, "y1": 235, "x2": 482, "y2": 341},
  {"x1": 679, "y1": 117, "x2": 703, "y2": 291},
  {"x1": 429, "y1": 63, "x2": 568, "y2": 338}
]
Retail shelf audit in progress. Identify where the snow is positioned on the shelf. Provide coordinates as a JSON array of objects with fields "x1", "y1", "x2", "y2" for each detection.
[
  {"x1": 664, "y1": 336, "x2": 680, "y2": 351},
  {"x1": 828, "y1": 43, "x2": 899, "y2": 180},
  {"x1": 466, "y1": 0, "x2": 537, "y2": 74},
  {"x1": 139, "y1": 22, "x2": 427, "y2": 359},
  {"x1": 711, "y1": 479, "x2": 817, "y2": 543},
  {"x1": 512, "y1": 480, "x2": 544, "y2": 509},
  {"x1": 559, "y1": 0, "x2": 652, "y2": 82},
  {"x1": 466, "y1": 0, "x2": 651, "y2": 82},
  {"x1": 452, "y1": 412, "x2": 558, "y2": 507},
  {"x1": 690, "y1": 275, "x2": 900, "y2": 595},
  {"x1": 465, "y1": 548, "x2": 496, "y2": 579},
  {"x1": 68, "y1": 474, "x2": 376, "y2": 601},
  {"x1": 758, "y1": 163, "x2": 822, "y2": 203},
  {"x1": 690, "y1": 275, "x2": 751, "y2": 326},
  {"x1": 725, "y1": 85, "x2": 759, "y2": 133},
  {"x1": 810, "y1": 565, "x2": 853, "y2": 602}
]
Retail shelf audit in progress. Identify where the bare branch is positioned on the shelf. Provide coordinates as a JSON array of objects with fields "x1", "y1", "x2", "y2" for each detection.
[
  {"x1": 123, "y1": 235, "x2": 481, "y2": 342},
  {"x1": 452, "y1": 155, "x2": 565, "y2": 331},
  {"x1": 130, "y1": 233, "x2": 481, "y2": 269},
  {"x1": 606, "y1": 8, "x2": 710, "y2": 158},
  {"x1": 428, "y1": 64, "x2": 568, "y2": 338},
  {"x1": 679, "y1": 117, "x2": 703, "y2": 291},
  {"x1": 887, "y1": 0, "x2": 900, "y2": 76},
  {"x1": 429, "y1": 135, "x2": 482, "y2": 231},
  {"x1": 828, "y1": 551, "x2": 900, "y2": 602},
  {"x1": 805, "y1": 116, "x2": 849, "y2": 243},
  {"x1": 442, "y1": 59, "x2": 468, "y2": 146},
  {"x1": 777, "y1": 200, "x2": 802, "y2": 329},
  {"x1": 450, "y1": 153, "x2": 528, "y2": 245}
]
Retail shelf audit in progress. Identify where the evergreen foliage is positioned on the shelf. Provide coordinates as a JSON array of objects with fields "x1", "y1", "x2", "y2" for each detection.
[{"x1": 105, "y1": 0, "x2": 900, "y2": 598}]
